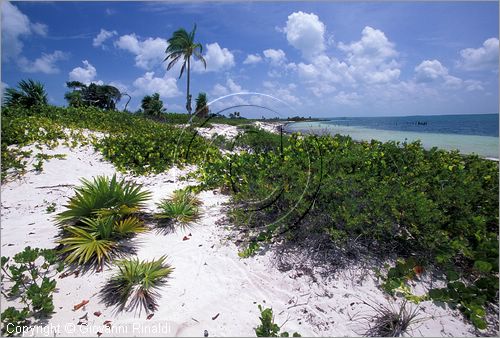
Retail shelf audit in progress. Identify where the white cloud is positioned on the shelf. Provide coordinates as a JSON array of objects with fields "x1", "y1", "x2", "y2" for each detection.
[
  {"x1": 93, "y1": 29, "x2": 117, "y2": 48},
  {"x1": 464, "y1": 80, "x2": 484, "y2": 91},
  {"x1": 243, "y1": 53, "x2": 262, "y2": 65},
  {"x1": 414, "y1": 59, "x2": 463, "y2": 89},
  {"x1": 338, "y1": 26, "x2": 400, "y2": 84},
  {"x1": 193, "y1": 42, "x2": 235, "y2": 72},
  {"x1": 115, "y1": 34, "x2": 168, "y2": 70},
  {"x1": 415, "y1": 60, "x2": 448, "y2": 82},
  {"x1": 457, "y1": 37, "x2": 499, "y2": 71},
  {"x1": 132, "y1": 72, "x2": 181, "y2": 98},
  {"x1": 1, "y1": 1, "x2": 32, "y2": 61},
  {"x1": 211, "y1": 83, "x2": 229, "y2": 97},
  {"x1": 211, "y1": 78, "x2": 244, "y2": 97},
  {"x1": 30, "y1": 22, "x2": 48, "y2": 37},
  {"x1": 69, "y1": 60, "x2": 99, "y2": 84},
  {"x1": 297, "y1": 55, "x2": 353, "y2": 87},
  {"x1": 263, "y1": 49, "x2": 286, "y2": 66},
  {"x1": 18, "y1": 50, "x2": 68, "y2": 74},
  {"x1": 333, "y1": 91, "x2": 361, "y2": 105},
  {"x1": 283, "y1": 11, "x2": 326, "y2": 60},
  {"x1": 1, "y1": 82, "x2": 8, "y2": 94}
]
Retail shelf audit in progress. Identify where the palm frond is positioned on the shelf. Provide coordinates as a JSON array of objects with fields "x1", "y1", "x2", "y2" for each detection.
[
  {"x1": 114, "y1": 217, "x2": 148, "y2": 237},
  {"x1": 155, "y1": 189, "x2": 202, "y2": 226},
  {"x1": 56, "y1": 175, "x2": 151, "y2": 224},
  {"x1": 100, "y1": 256, "x2": 173, "y2": 313},
  {"x1": 58, "y1": 226, "x2": 115, "y2": 266}
]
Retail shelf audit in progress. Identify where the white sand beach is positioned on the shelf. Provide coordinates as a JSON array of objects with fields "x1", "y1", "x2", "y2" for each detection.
[{"x1": 0, "y1": 126, "x2": 477, "y2": 337}]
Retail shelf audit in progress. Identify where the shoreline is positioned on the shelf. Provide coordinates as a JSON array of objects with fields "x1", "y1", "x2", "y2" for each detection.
[{"x1": 284, "y1": 121, "x2": 499, "y2": 160}]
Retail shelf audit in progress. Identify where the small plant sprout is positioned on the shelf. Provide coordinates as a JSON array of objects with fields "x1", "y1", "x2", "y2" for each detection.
[
  {"x1": 255, "y1": 304, "x2": 301, "y2": 337},
  {"x1": 155, "y1": 188, "x2": 202, "y2": 227},
  {"x1": 45, "y1": 201, "x2": 56, "y2": 213},
  {"x1": 361, "y1": 300, "x2": 424, "y2": 337}
]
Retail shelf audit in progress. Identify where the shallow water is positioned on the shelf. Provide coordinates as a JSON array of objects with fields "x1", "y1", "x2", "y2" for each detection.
[{"x1": 285, "y1": 122, "x2": 499, "y2": 159}]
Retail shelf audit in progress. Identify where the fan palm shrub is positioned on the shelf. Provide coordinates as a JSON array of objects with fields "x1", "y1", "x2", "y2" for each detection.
[
  {"x1": 58, "y1": 225, "x2": 115, "y2": 266},
  {"x1": 101, "y1": 256, "x2": 173, "y2": 313},
  {"x1": 57, "y1": 175, "x2": 151, "y2": 267},
  {"x1": 4, "y1": 79, "x2": 48, "y2": 108},
  {"x1": 56, "y1": 175, "x2": 151, "y2": 224},
  {"x1": 58, "y1": 216, "x2": 148, "y2": 267},
  {"x1": 155, "y1": 189, "x2": 202, "y2": 226}
]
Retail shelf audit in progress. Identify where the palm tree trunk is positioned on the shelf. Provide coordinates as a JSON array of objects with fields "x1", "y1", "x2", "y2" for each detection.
[{"x1": 186, "y1": 56, "x2": 192, "y2": 115}]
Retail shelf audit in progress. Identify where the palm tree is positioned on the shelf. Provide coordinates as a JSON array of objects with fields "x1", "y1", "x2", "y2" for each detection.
[
  {"x1": 4, "y1": 79, "x2": 48, "y2": 108},
  {"x1": 164, "y1": 24, "x2": 206, "y2": 115},
  {"x1": 195, "y1": 92, "x2": 209, "y2": 118},
  {"x1": 141, "y1": 93, "x2": 166, "y2": 117}
]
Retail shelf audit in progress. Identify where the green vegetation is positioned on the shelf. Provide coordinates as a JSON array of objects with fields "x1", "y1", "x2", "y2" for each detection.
[
  {"x1": 255, "y1": 305, "x2": 300, "y2": 337},
  {"x1": 165, "y1": 24, "x2": 206, "y2": 115},
  {"x1": 64, "y1": 81, "x2": 121, "y2": 110},
  {"x1": 56, "y1": 175, "x2": 151, "y2": 223},
  {"x1": 100, "y1": 256, "x2": 173, "y2": 313},
  {"x1": 45, "y1": 201, "x2": 57, "y2": 214},
  {"x1": 195, "y1": 92, "x2": 209, "y2": 118},
  {"x1": 1, "y1": 247, "x2": 63, "y2": 336},
  {"x1": 155, "y1": 188, "x2": 202, "y2": 227},
  {"x1": 141, "y1": 92, "x2": 166, "y2": 117},
  {"x1": 57, "y1": 175, "x2": 150, "y2": 267},
  {"x1": 198, "y1": 133, "x2": 498, "y2": 329},
  {"x1": 3, "y1": 79, "x2": 48, "y2": 108},
  {"x1": 2, "y1": 77, "x2": 498, "y2": 330},
  {"x1": 1, "y1": 104, "x2": 217, "y2": 180}
]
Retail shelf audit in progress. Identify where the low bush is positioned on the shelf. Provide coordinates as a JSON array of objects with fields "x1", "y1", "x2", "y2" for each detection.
[
  {"x1": 198, "y1": 133, "x2": 499, "y2": 328},
  {"x1": 100, "y1": 256, "x2": 173, "y2": 313},
  {"x1": 1, "y1": 247, "x2": 63, "y2": 336},
  {"x1": 57, "y1": 175, "x2": 151, "y2": 267},
  {"x1": 155, "y1": 189, "x2": 202, "y2": 227}
]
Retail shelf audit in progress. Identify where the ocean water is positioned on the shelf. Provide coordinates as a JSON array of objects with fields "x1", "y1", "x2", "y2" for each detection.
[{"x1": 285, "y1": 114, "x2": 499, "y2": 159}]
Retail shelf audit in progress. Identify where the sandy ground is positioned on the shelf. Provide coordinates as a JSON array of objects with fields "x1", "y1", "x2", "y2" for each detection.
[{"x1": 0, "y1": 129, "x2": 478, "y2": 337}]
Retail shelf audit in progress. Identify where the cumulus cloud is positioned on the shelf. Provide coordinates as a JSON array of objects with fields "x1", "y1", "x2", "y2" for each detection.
[
  {"x1": 18, "y1": 50, "x2": 68, "y2": 74},
  {"x1": 263, "y1": 49, "x2": 286, "y2": 66},
  {"x1": 338, "y1": 26, "x2": 400, "y2": 84},
  {"x1": 414, "y1": 59, "x2": 467, "y2": 90},
  {"x1": 115, "y1": 34, "x2": 168, "y2": 70},
  {"x1": 93, "y1": 28, "x2": 117, "y2": 48},
  {"x1": 1, "y1": 2, "x2": 46, "y2": 61},
  {"x1": 69, "y1": 60, "x2": 99, "y2": 84},
  {"x1": 243, "y1": 53, "x2": 262, "y2": 65},
  {"x1": 283, "y1": 11, "x2": 326, "y2": 60},
  {"x1": 457, "y1": 37, "x2": 499, "y2": 71},
  {"x1": 414, "y1": 60, "x2": 449, "y2": 82},
  {"x1": 193, "y1": 42, "x2": 235, "y2": 72},
  {"x1": 132, "y1": 72, "x2": 181, "y2": 98},
  {"x1": 211, "y1": 78, "x2": 244, "y2": 97}
]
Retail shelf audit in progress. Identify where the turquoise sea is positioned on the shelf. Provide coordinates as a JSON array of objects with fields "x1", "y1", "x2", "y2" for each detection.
[{"x1": 285, "y1": 114, "x2": 499, "y2": 159}]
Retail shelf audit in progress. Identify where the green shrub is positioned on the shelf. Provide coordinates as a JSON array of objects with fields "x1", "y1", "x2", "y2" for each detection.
[
  {"x1": 56, "y1": 175, "x2": 151, "y2": 267},
  {"x1": 198, "y1": 133, "x2": 499, "y2": 328},
  {"x1": 56, "y1": 175, "x2": 151, "y2": 224},
  {"x1": 155, "y1": 189, "x2": 202, "y2": 226},
  {"x1": 100, "y1": 256, "x2": 173, "y2": 313},
  {"x1": 1, "y1": 247, "x2": 63, "y2": 336},
  {"x1": 255, "y1": 305, "x2": 300, "y2": 337}
]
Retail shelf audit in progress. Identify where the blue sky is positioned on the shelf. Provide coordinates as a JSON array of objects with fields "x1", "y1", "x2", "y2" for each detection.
[{"x1": 2, "y1": 1, "x2": 498, "y2": 118}]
